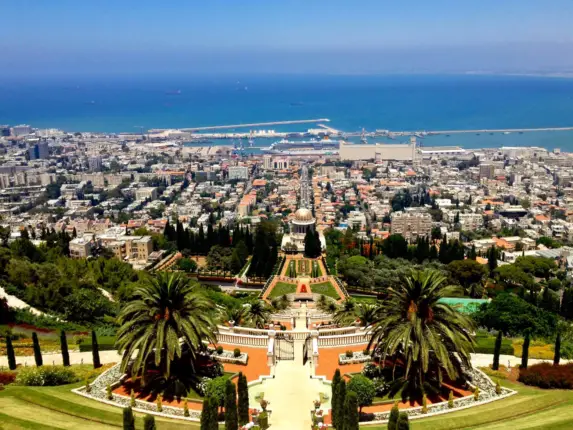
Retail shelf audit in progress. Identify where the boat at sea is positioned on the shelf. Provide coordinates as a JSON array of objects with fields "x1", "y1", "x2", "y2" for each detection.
[{"x1": 261, "y1": 138, "x2": 340, "y2": 154}]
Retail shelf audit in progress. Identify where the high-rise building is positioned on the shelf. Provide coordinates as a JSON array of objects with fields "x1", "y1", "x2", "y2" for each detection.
[
  {"x1": 28, "y1": 142, "x2": 49, "y2": 160},
  {"x1": 11, "y1": 124, "x2": 32, "y2": 136},
  {"x1": 228, "y1": 166, "x2": 249, "y2": 180},
  {"x1": 88, "y1": 156, "x2": 103, "y2": 172},
  {"x1": 0, "y1": 125, "x2": 10, "y2": 137}
]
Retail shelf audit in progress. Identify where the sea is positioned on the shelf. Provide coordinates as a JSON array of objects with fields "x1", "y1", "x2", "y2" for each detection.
[{"x1": 1, "y1": 74, "x2": 573, "y2": 151}]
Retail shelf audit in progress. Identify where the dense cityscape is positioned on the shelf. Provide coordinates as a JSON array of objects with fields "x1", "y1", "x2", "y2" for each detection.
[{"x1": 0, "y1": 120, "x2": 573, "y2": 429}]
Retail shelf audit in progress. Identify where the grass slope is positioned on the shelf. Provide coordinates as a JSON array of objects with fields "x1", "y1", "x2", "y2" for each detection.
[
  {"x1": 268, "y1": 282, "x2": 297, "y2": 298},
  {"x1": 311, "y1": 281, "x2": 340, "y2": 300},
  {"x1": 0, "y1": 382, "x2": 206, "y2": 429},
  {"x1": 360, "y1": 380, "x2": 573, "y2": 429}
]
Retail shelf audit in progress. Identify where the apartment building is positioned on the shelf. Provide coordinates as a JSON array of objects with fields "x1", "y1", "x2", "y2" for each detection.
[{"x1": 390, "y1": 211, "x2": 432, "y2": 241}]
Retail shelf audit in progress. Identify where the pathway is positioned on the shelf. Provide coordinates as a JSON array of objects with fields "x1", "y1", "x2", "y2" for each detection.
[
  {"x1": 0, "y1": 286, "x2": 44, "y2": 316},
  {"x1": 258, "y1": 304, "x2": 330, "y2": 429}
]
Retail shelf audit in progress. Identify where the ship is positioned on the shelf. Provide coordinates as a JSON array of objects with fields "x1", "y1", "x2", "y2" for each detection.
[{"x1": 261, "y1": 138, "x2": 340, "y2": 154}]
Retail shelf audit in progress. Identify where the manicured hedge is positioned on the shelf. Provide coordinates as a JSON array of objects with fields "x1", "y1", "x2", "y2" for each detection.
[
  {"x1": 474, "y1": 333, "x2": 514, "y2": 355},
  {"x1": 518, "y1": 362, "x2": 573, "y2": 389},
  {"x1": 79, "y1": 343, "x2": 116, "y2": 352},
  {"x1": 15, "y1": 366, "x2": 78, "y2": 386},
  {"x1": 0, "y1": 371, "x2": 17, "y2": 385}
]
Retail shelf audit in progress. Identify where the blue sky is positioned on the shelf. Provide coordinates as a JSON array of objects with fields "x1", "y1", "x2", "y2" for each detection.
[{"x1": 1, "y1": 0, "x2": 573, "y2": 75}]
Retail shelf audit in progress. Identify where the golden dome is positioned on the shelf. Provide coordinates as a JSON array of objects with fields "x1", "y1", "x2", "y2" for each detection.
[{"x1": 294, "y1": 208, "x2": 314, "y2": 222}]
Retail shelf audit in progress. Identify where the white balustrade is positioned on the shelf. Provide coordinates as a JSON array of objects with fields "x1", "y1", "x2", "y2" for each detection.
[
  {"x1": 317, "y1": 332, "x2": 372, "y2": 347},
  {"x1": 216, "y1": 332, "x2": 269, "y2": 348}
]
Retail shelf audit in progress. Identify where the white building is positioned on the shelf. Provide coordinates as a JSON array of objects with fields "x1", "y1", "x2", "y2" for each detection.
[{"x1": 228, "y1": 166, "x2": 249, "y2": 181}]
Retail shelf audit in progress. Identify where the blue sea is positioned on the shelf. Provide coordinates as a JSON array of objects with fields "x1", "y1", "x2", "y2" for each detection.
[{"x1": 1, "y1": 74, "x2": 573, "y2": 150}]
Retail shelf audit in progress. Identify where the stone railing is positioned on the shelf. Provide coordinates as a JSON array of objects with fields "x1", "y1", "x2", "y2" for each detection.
[
  {"x1": 278, "y1": 330, "x2": 310, "y2": 341},
  {"x1": 317, "y1": 326, "x2": 360, "y2": 336},
  {"x1": 216, "y1": 332, "x2": 269, "y2": 348},
  {"x1": 317, "y1": 332, "x2": 371, "y2": 347},
  {"x1": 229, "y1": 326, "x2": 270, "y2": 337}
]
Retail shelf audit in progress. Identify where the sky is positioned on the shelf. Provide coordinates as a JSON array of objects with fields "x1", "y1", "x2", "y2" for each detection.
[{"x1": 1, "y1": 0, "x2": 573, "y2": 76}]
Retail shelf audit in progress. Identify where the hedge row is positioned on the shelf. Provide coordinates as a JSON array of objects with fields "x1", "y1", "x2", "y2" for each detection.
[
  {"x1": 79, "y1": 344, "x2": 116, "y2": 352},
  {"x1": 519, "y1": 363, "x2": 573, "y2": 389}
]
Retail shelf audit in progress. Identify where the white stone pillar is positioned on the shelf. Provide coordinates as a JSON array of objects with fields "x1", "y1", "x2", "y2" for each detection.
[
  {"x1": 311, "y1": 330, "x2": 319, "y2": 368},
  {"x1": 267, "y1": 330, "x2": 276, "y2": 367}
]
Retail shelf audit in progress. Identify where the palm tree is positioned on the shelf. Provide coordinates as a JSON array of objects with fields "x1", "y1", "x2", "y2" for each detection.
[
  {"x1": 367, "y1": 270, "x2": 475, "y2": 400},
  {"x1": 333, "y1": 299, "x2": 356, "y2": 325},
  {"x1": 355, "y1": 303, "x2": 378, "y2": 328},
  {"x1": 246, "y1": 301, "x2": 271, "y2": 328},
  {"x1": 116, "y1": 272, "x2": 217, "y2": 381},
  {"x1": 224, "y1": 307, "x2": 247, "y2": 326}
]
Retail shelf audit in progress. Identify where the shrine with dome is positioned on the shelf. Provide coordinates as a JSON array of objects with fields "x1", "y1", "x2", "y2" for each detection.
[{"x1": 281, "y1": 207, "x2": 326, "y2": 253}]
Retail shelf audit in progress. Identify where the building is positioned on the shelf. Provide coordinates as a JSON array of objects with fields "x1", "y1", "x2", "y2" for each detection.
[
  {"x1": 27, "y1": 142, "x2": 49, "y2": 160},
  {"x1": 135, "y1": 187, "x2": 158, "y2": 201},
  {"x1": 339, "y1": 142, "x2": 416, "y2": 162},
  {"x1": 11, "y1": 124, "x2": 32, "y2": 136},
  {"x1": 88, "y1": 156, "x2": 103, "y2": 172},
  {"x1": 281, "y1": 207, "x2": 325, "y2": 252},
  {"x1": 479, "y1": 164, "x2": 495, "y2": 180},
  {"x1": 69, "y1": 236, "x2": 97, "y2": 258},
  {"x1": 0, "y1": 125, "x2": 10, "y2": 137},
  {"x1": 390, "y1": 211, "x2": 432, "y2": 241},
  {"x1": 228, "y1": 166, "x2": 249, "y2": 181}
]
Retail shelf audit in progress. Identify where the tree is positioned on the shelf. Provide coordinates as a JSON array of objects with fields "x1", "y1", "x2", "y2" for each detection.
[
  {"x1": 554, "y1": 332, "x2": 561, "y2": 365},
  {"x1": 116, "y1": 272, "x2": 217, "y2": 382},
  {"x1": 32, "y1": 332, "x2": 43, "y2": 367},
  {"x1": 397, "y1": 412, "x2": 410, "y2": 430},
  {"x1": 521, "y1": 331, "x2": 530, "y2": 369},
  {"x1": 381, "y1": 234, "x2": 409, "y2": 259},
  {"x1": 367, "y1": 270, "x2": 474, "y2": 400},
  {"x1": 201, "y1": 397, "x2": 212, "y2": 430},
  {"x1": 388, "y1": 402, "x2": 400, "y2": 430},
  {"x1": 143, "y1": 414, "x2": 156, "y2": 430},
  {"x1": 347, "y1": 374, "x2": 375, "y2": 413},
  {"x1": 331, "y1": 369, "x2": 341, "y2": 428},
  {"x1": 487, "y1": 246, "x2": 498, "y2": 274},
  {"x1": 92, "y1": 330, "x2": 101, "y2": 369},
  {"x1": 304, "y1": 228, "x2": 321, "y2": 258},
  {"x1": 246, "y1": 301, "x2": 270, "y2": 329},
  {"x1": 60, "y1": 330, "x2": 70, "y2": 367},
  {"x1": 123, "y1": 407, "x2": 135, "y2": 430},
  {"x1": 6, "y1": 335, "x2": 16, "y2": 370},
  {"x1": 237, "y1": 373, "x2": 249, "y2": 425},
  {"x1": 205, "y1": 377, "x2": 227, "y2": 412},
  {"x1": 224, "y1": 379, "x2": 238, "y2": 430},
  {"x1": 337, "y1": 379, "x2": 346, "y2": 429},
  {"x1": 343, "y1": 390, "x2": 359, "y2": 430},
  {"x1": 492, "y1": 331, "x2": 502, "y2": 371},
  {"x1": 448, "y1": 259, "x2": 487, "y2": 296}
]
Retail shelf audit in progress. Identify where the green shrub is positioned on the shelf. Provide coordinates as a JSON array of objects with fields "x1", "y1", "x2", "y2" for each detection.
[
  {"x1": 258, "y1": 411, "x2": 269, "y2": 430},
  {"x1": 15, "y1": 366, "x2": 77, "y2": 386},
  {"x1": 143, "y1": 414, "x2": 156, "y2": 430},
  {"x1": 234, "y1": 348, "x2": 241, "y2": 358},
  {"x1": 496, "y1": 382, "x2": 502, "y2": 395},
  {"x1": 362, "y1": 349, "x2": 370, "y2": 356},
  {"x1": 123, "y1": 407, "x2": 135, "y2": 430},
  {"x1": 345, "y1": 350, "x2": 353, "y2": 358},
  {"x1": 216, "y1": 346, "x2": 224, "y2": 355},
  {"x1": 388, "y1": 402, "x2": 399, "y2": 430},
  {"x1": 474, "y1": 387, "x2": 480, "y2": 401},
  {"x1": 421, "y1": 393, "x2": 428, "y2": 413},
  {"x1": 448, "y1": 390, "x2": 454, "y2": 408},
  {"x1": 183, "y1": 399, "x2": 190, "y2": 417},
  {"x1": 130, "y1": 389, "x2": 136, "y2": 407},
  {"x1": 397, "y1": 412, "x2": 410, "y2": 430},
  {"x1": 156, "y1": 394, "x2": 163, "y2": 412},
  {"x1": 107, "y1": 384, "x2": 113, "y2": 400}
]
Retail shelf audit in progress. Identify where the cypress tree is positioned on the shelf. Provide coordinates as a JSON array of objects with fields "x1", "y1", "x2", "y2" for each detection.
[
  {"x1": 492, "y1": 331, "x2": 502, "y2": 371},
  {"x1": 60, "y1": 329, "x2": 70, "y2": 367},
  {"x1": 237, "y1": 373, "x2": 250, "y2": 425},
  {"x1": 397, "y1": 412, "x2": 410, "y2": 430},
  {"x1": 122, "y1": 407, "x2": 135, "y2": 430},
  {"x1": 208, "y1": 396, "x2": 219, "y2": 430},
  {"x1": 32, "y1": 332, "x2": 43, "y2": 367},
  {"x1": 388, "y1": 402, "x2": 400, "y2": 430},
  {"x1": 92, "y1": 330, "x2": 101, "y2": 369},
  {"x1": 520, "y1": 331, "x2": 530, "y2": 369},
  {"x1": 331, "y1": 369, "x2": 341, "y2": 428},
  {"x1": 554, "y1": 332, "x2": 561, "y2": 365},
  {"x1": 343, "y1": 391, "x2": 359, "y2": 430},
  {"x1": 224, "y1": 379, "x2": 238, "y2": 430},
  {"x1": 201, "y1": 397, "x2": 211, "y2": 430},
  {"x1": 6, "y1": 335, "x2": 17, "y2": 370},
  {"x1": 337, "y1": 379, "x2": 346, "y2": 429},
  {"x1": 143, "y1": 414, "x2": 156, "y2": 430}
]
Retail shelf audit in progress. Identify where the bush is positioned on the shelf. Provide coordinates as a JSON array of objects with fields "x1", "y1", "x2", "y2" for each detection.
[
  {"x1": 15, "y1": 366, "x2": 77, "y2": 386},
  {"x1": 216, "y1": 346, "x2": 224, "y2": 355},
  {"x1": 518, "y1": 362, "x2": 573, "y2": 389},
  {"x1": 234, "y1": 348, "x2": 241, "y2": 358},
  {"x1": 345, "y1": 350, "x2": 353, "y2": 358},
  {"x1": 363, "y1": 349, "x2": 370, "y2": 356},
  {"x1": 0, "y1": 371, "x2": 17, "y2": 385}
]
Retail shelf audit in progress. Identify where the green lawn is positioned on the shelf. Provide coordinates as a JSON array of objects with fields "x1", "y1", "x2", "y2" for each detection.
[
  {"x1": 0, "y1": 382, "x2": 208, "y2": 429},
  {"x1": 311, "y1": 282, "x2": 340, "y2": 300},
  {"x1": 360, "y1": 380, "x2": 573, "y2": 429},
  {"x1": 268, "y1": 282, "x2": 297, "y2": 298},
  {"x1": 350, "y1": 294, "x2": 378, "y2": 304}
]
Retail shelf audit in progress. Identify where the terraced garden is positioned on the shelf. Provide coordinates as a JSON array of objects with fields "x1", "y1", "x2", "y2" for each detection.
[
  {"x1": 268, "y1": 281, "x2": 297, "y2": 298},
  {"x1": 311, "y1": 281, "x2": 340, "y2": 300},
  {"x1": 0, "y1": 382, "x2": 208, "y2": 429},
  {"x1": 360, "y1": 380, "x2": 573, "y2": 429}
]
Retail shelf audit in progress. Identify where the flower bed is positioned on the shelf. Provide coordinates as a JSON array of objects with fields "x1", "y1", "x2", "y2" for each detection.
[
  {"x1": 339, "y1": 351, "x2": 372, "y2": 365},
  {"x1": 518, "y1": 362, "x2": 573, "y2": 389},
  {"x1": 209, "y1": 349, "x2": 248, "y2": 365}
]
